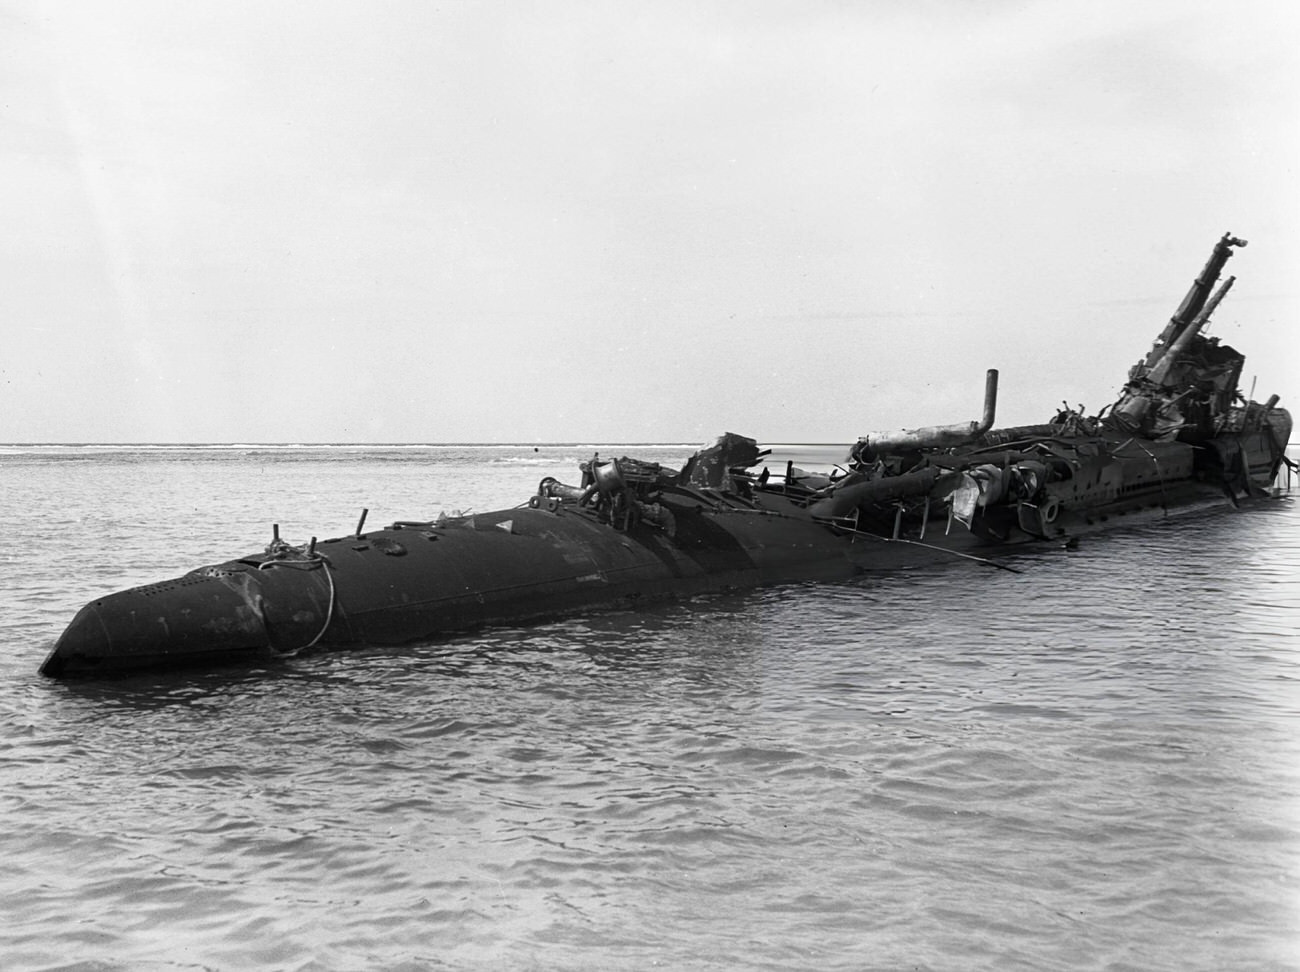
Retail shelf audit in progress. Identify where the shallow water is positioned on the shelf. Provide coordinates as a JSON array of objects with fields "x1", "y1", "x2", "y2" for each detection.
[{"x1": 2, "y1": 445, "x2": 1298, "y2": 970}]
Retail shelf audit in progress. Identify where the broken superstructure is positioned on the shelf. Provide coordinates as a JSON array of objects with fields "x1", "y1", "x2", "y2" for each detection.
[{"x1": 789, "y1": 231, "x2": 1292, "y2": 546}]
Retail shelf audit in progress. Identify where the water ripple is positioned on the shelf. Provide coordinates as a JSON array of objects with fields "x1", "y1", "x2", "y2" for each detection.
[{"x1": 2, "y1": 452, "x2": 1298, "y2": 970}]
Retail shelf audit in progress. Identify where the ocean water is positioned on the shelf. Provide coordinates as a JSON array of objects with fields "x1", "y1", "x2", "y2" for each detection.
[{"x1": 1, "y1": 444, "x2": 1298, "y2": 971}]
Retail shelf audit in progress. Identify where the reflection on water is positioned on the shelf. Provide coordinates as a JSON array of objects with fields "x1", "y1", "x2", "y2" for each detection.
[{"x1": 1, "y1": 448, "x2": 1297, "y2": 971}]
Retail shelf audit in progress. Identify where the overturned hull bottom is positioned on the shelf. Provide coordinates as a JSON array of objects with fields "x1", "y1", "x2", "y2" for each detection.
[
  {"x1": 39, "y1": 232, "x2": 1296, "y2": 679},
  {"x1": 39, "y1": 471, "x2": 1287, "y2": 679},
  {"x1": 40, "y1": 497, "x2": 846, "y2": 679}
]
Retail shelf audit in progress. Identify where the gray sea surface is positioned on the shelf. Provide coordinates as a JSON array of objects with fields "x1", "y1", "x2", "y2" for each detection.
[{"x1": 1, "y1": 444, "x2": 1298, "y2": 971}]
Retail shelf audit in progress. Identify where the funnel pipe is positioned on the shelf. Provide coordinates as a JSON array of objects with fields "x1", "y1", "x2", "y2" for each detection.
[{"x1": 852, "y1": 369, "x2": 999, "y2": 458}]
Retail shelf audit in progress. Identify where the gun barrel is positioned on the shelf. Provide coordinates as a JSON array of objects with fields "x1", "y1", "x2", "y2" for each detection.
[
  {"x1": 1144, "y1": 233, "x2": 1246, "y2": 367},
  {"x1": 1147, "y1": 275, "x2": 1236, "y2": 386}
]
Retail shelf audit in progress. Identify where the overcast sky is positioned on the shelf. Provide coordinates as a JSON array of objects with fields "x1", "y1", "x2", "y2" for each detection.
[{"x1": 2, "y1": 1, "x2": 1296, "y2": 443}]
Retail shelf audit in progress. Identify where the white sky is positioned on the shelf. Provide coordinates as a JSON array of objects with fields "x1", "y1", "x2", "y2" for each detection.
[{"x1": 2, "y1": 0, "x2": 1296, "y2": 443}]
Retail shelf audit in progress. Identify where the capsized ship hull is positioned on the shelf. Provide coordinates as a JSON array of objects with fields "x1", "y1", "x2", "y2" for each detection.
[
  {"x1": 42, "y1": 490, "x2": 862, "y2": 678},
  {"x1": 40, "y1": 234, "x2": 1294, "y2": 678}
]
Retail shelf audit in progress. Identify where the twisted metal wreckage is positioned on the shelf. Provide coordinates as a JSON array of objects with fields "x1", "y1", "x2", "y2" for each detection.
[{"x1": 42, "y1": 233, "x2": 1294, "y2": 677}]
